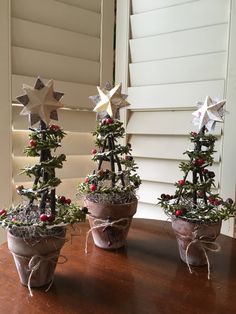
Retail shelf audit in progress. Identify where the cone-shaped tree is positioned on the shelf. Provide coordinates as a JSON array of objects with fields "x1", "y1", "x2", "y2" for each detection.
[
  {"x1": 78, "y1": 83, "x2": 141, "y2": 204},
  {"x1": 0, "y1": 78, "x2": 85, "y2": 236},
  {"x1": 158, "y1": 96, "x2": 235, "y2": 222}
]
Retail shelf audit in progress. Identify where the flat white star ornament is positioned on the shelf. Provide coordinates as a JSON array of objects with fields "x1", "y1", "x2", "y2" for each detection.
[
  {"x1": 90, "y1": 82, "x2": 130, "y2": 118},
  {"x1": 192, "y1": 96, "x2": 226, "y2": 131},
  {"x1": 16, "y1": 77, "x2": 64, "y2": 126}
]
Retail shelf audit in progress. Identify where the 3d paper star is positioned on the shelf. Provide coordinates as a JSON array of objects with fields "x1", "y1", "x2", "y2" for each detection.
[
  {"x1": 16, "y1": 77, "x2": 64, "y2": 126},
  {"x1": 192, "y1": 96, "x2": 226, "y2": 131},
  {"x1": 90, "y1": 82, "x2": 130, "y2": 118}
]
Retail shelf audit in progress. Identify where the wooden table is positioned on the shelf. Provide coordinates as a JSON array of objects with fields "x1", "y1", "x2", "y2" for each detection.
[{"x1": 0, "y1": 219, "x2": 236, "y2": 314}]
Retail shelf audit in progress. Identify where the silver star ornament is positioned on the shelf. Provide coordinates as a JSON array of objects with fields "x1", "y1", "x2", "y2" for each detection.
[
  {"x1": 90, "y1": 82, "x2": 130, "y2": 119},
  {"x1": 16, "y1": 77, "x2": 64, "y2": 126},
  {"x1": 192, "y1": 96, "x2": 226, "y2": 132}
]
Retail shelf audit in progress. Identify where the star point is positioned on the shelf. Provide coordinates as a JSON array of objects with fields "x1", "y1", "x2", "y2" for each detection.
[
  {"x1": 90, "y1": 82, "x2": 130, "y2": 119},
  {"x1": 16, "y1": 77, "x2": 64, "y2": 126},
  {"x1": 192, "y1": 96, "x2": 226, "y2": 132}
]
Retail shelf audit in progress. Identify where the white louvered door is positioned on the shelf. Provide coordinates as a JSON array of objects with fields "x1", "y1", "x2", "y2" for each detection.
[
  {"x1": 0, "y1": 0, "x2": 114, "y2": 243},
  {"x1": 116, "y1": 0, "x2": 236, "y2": 235}
]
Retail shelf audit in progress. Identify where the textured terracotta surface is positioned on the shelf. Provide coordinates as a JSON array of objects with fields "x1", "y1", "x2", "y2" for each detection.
[
  {"x1": 172, "y1": 218, "x2": 222, "y2": 266},
  {"x1": 0, "y1": 219, "x2": 236, "y2": 314},
  {"x1": 7, "y1": 228, "x2": 66, "y2": 287},
  {"x1": 85, "y1": 199, "x2": 137, "y2": 249}
]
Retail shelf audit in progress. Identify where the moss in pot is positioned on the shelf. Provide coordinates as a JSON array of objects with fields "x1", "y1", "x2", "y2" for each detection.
[
  {"x1": 78, "y1": 83, "x2": 141, "y2": 250},
  {"x1": 0, "y1": 78, "x2": 86, "y2": 296},
  {"x1": 158, "y1": 96, "x2": 236, "y2": 279}
]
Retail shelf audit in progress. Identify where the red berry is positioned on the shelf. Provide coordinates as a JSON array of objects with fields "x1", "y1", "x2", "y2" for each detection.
[
  {"x1": 90, "y1": 184, "x2": 97, "y2": 192},
  {"x1": 29, "y1": 139, "x2": 37, "y2": 147},
  {"x1": 178, "y1": 179, "x2": 185, "y2": 186},
  {"x1": 175, "y1": 209, "x2": 183, "y2": 217},
  {"x1": 191, "y1": 132, "x2": 198, "y2": 137},
  {"x1": 84, "y1": 177, "x2": 89, "y2": 183},
  {"x1": 40, "y1": 214, "x2": 48, "y2": 222},
  {"x1": 203, "y1": 169, "x2": 209, "y2": 174},
  {"x1": 214, "y1": 199, "x2": 221, "y2": 206},
  {"x1": 66, "y1": 198, "x2": 71, "y2": 205},
  {"x1": 59, "y1": 196, "x2": 66, "y2": 203},
  {"x1": 11, "y1": 217, "x2": 17, "y2": 222},
  {"x1": 91, "y1": 148, "x2": 97, "y2": 154},
  {"x1": 50, "y1": 124, "x2": 60, "y2": 130},
  {"x1": 0, "y1": 209, "x2": 7, "y2": 216},
  {"x1": 197, "y1": 190, "x2": 204, "y2": 197},
  {"x1": 47, "y1": 215, "x2": 55, "y2": 223},
  {"x1": 106, "y1": 118, "x2": 113, "y2": 124},
  {"x1": 208, "y1": 196, "x2": 215, "y2": 204},
  {"x1": 195, "y1": 159, "x2": 205, "y2": 166}
]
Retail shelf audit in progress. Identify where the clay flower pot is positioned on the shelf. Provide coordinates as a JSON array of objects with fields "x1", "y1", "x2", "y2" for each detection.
[
  {"x1": 85, "y1": 198, "x2": 138, "y2": 250},
  {"x1": 172, "y1": 218, "x2": 222, "y2": 267},
  {"x1": 7, "y1": 227, "x2": 66, "y2": 293}
]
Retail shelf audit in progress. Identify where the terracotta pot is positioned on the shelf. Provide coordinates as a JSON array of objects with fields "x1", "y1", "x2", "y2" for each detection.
[
  {"x1": 85, "y1": 198, "x2": 138, "y2": 250},
  {"x1": 172, "y1": 218, "x2": 222, "y2": 266},
  {"x1": 7, "y1": 227, "x2": 66, "y2": 288}
]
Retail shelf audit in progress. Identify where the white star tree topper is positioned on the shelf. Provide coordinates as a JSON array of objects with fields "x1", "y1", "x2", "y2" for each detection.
[
  {"x1": 16, "y1": 77, "x2": 64, "y2": 126},
  {"x1": 192, "y1": 96, "x2": 226, "y2": 131},
  {"x1": 91, "y1": 83, "x2": 130, "y2": 118}
]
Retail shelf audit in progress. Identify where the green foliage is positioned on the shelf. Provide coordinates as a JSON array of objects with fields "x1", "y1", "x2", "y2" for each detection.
[
  {"x1": 78, "y1": 117, "x2": 141, "y2": 202},
  {"x1": 158, "y1": 131, "x2": 236, "y2": 222}
]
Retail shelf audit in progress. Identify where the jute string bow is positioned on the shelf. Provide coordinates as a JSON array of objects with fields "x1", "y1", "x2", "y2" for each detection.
[
  {"x1": 12, "y1": 252, "x2": 67, "y2": 297},
  {"x1": 85, "y1": 217, "x2": 130, "y2": 253},
  {"x1": 176, "y1": 229, "x2": 221, "y2": 280}
]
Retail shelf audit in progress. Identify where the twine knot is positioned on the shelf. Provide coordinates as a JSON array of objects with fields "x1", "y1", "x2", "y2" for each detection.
[
  {"x1": 85, "y1": 217, "x2": 130, "y2": 253},
  {"x1": 183, "y1": 230, "x2": 221, "y2": 280}
]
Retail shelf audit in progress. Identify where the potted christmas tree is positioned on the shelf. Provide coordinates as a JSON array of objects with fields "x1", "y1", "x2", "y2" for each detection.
[
  {"x1": 0, "y1": 78, "x2": 86, "y2": 296},
  {"x1": 158, "y1": 96, "x2": 236, "y2": 279},
  {"x1": 78, "y1": 83, "x2": 141, "y2": 250}
]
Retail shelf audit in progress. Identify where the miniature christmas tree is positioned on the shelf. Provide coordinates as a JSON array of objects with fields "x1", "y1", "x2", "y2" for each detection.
[
  {"x1": 78, "y1": 82, "x2": 141, "y2": 204},
  {"x1": 158, "y1": 96, "x2": 235, "y2": 222},
  {"x1": 0, "y1": 78, "x2": 85, "y2": 237}
]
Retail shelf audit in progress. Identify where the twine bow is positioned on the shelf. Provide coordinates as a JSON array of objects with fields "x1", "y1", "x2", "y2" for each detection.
[
  {"x1": 85, "y1": 217, "x2": 130, "y2": 253},
  {"x1": 12, "y1": 252, "x2": 67, "y2": 297},
  {"x1": 176, "y1": 230, "x2": 221, "y2": 280}
]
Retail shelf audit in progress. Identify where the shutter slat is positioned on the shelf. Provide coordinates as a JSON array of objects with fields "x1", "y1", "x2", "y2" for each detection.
[
  {"x1": 12, "y1": 75, "x2": 97, "y2": 110},
  {"x1": 131, "y1": 0, "x2": 230, "y2": 38},
  {"x1": 129, "y1": 53, "x2": 227, "y2": 87},
  {"x1": 12, "y1": 18, "x2": 100, "y2": 62},
  {"x1": 12, "y1": 47, "x2": 100, "y2": 86},
  {"x1": 132, "y1": 0, "x2": 197, "y2": 14},
  {"x1": 130, "y1": 24, "x2": 228, "y2": 63},
  {"x1": 126, "y1": 111, "x2": 222, "y2": 135},
  {"x1": 13, "y1": 131, "x2": 94, "y2": 156},
  {"x1": 12, "y1": 0, "x2": 101, "y2": 37},
  {"x1": 135, "y1": 202, "x2": 168, "y2": 220},
  {"x1": 135, "y1": 158, "x2": 219, "y2": 184},
  {"x1": 128, "y1": 80, "x2": 225, "y2": 109},
  {"x1": 56, "y1": 0, "x2": 101, "y2": 12},
  {"x1": 12, "y1": 105, "x2": 96, "y2": 132},
  {"x1": 130, "y1": 134, "x2": 220, "y2": 162},
  {"x1": 13, "y1": 156, "x2": 94, "y2": 182}
]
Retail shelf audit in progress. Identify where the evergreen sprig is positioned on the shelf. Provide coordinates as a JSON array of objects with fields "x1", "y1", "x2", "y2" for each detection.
[
  {"x1": 78, "y1": 116, "x2": 141, "y2": 203},
  {"x1": 158, "y1": 130, "x2": 236, "y2": 223}
]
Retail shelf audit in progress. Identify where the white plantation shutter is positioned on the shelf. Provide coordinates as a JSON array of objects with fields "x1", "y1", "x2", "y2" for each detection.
[
  {"x1": 116, "y1": 0, "x2": 236, "y2": 235},
  {"x1": 0, "y1": 0, "x2": 114, "y2": 214},
  {"x1": 11, "y1": 0, "x2": 115, "y2": 205}
]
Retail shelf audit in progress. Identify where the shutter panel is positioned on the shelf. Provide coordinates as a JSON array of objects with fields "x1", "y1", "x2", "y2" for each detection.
[
  {"x1": 11, "y1": 0, "x2": 114, "y2": 205},
  {"x1": 116, "y1": 0, "x2": 232, "y2": 226}
]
